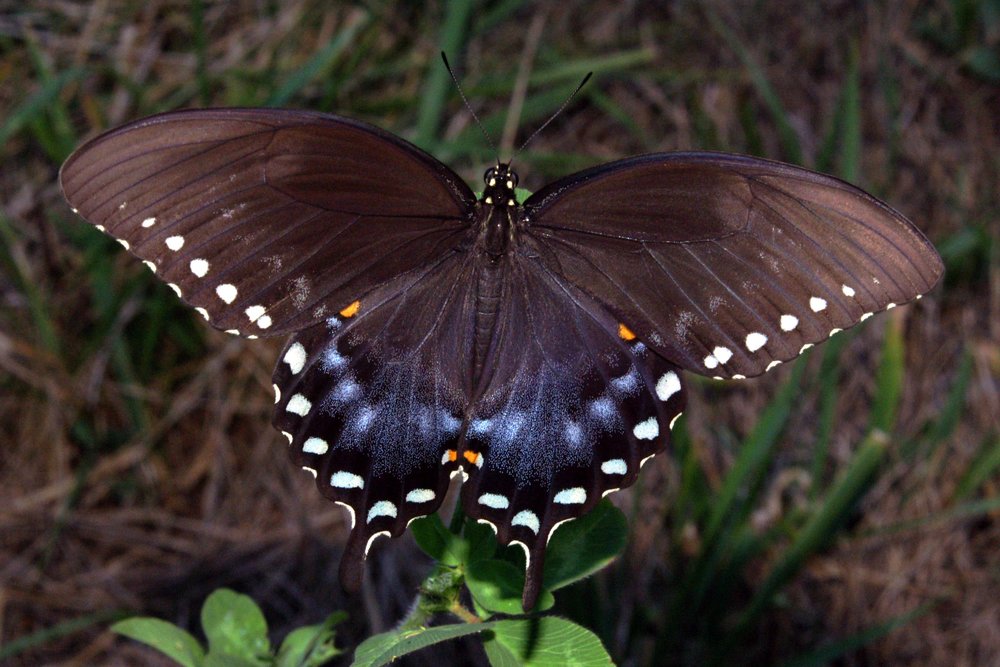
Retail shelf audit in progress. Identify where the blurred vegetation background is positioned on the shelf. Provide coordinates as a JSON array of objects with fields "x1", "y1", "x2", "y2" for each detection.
[{"x1": 1, "y1": 1, "x2": 998, "y2": 665}]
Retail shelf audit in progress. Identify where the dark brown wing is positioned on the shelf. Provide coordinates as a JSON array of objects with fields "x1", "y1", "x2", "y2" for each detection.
[
  {"x1": 60, "y1": 108, "x2": 476, "y2": 337},
  {"x1": 524, "y1": 152, "x2": 942, "y2": 379}
]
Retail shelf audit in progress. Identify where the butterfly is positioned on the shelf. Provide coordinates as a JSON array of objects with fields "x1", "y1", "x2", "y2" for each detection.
[{"x1": 60, "y1": 107, "x2": 942, "y2": 610}]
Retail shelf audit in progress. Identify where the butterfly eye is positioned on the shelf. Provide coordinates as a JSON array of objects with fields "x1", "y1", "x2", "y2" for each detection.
[
  {"x1": 507, "y1": 172, "x2": 518, "y2": 188},
  {"x1": 484, "y1": 167, "x2": 497, "y2": 185}
]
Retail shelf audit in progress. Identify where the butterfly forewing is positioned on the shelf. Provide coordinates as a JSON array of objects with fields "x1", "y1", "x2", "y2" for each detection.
[
  {"x1": 60, "y1": 109, "x2": 476, "y2": 337},
  {"x1": 525, "y1": 153, "x2": 943, "y2": 378}
]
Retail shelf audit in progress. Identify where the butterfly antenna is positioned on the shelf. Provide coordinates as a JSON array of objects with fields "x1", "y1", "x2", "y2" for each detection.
[
  {"x1": 441, "y1": 52, "x2": 497, "y2": 160},
  {"x1": 511, "y1": 71, "x2": 593, "y2": 163}
]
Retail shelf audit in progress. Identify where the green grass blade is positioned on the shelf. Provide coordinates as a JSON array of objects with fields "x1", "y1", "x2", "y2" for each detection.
[
  {"x1": 703, "y1": 360, "x2": 806, "y2": 546},
  {"x1": 190, "y1": 0, "x2": 210, "y2": 105},
  {"x1": 705, "y1": 9, "x2": 803, "y2": 164},
  {"x1": 265, "y1": 14, "x2": 368, "y2": 107},
  {"x1": 0, "y1": 213, "x2": 61, "y2": 357},
  {"x1": 779, "y1": 602, "x2": 934, "y2": 667},
  {"x1": 0, "y1": 609, "x2": 125, "y2": 661},
  {"x1": 730, "y1": 431, "x2": 889, "y2": 639},
  {"x1": 870, "y1": 317, "x2": 904, "y2": 434},
  {"x1": 923, "y1": 349, "x2": 974, "y2": 448},
  {"x1": 0, "y1": 67, "x2": 85, "y2": 155},
  {"x1": 817, "y1": 42, "x2": 861, "y2": 180},
  {"x1": 810, "y1": 333, "x2": 851, "y2": 494},
  {"x1": 953, "y1": 436, "x2": 1000, "y2": 500},
  {"x1": 414, "y1": 2, "x2": 475, "y2": 147}
]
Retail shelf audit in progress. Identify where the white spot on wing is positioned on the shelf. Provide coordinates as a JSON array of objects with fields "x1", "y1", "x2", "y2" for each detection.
[
  {"x1": 633, "y1": 416, "x2": 659, "y2": 440},
  {"x1": 842, "y1": 284, "x2": 855, "y2": 297},
  {"x1": 195, "y1": 307, "x2": 209, "y2": 321},
  {"x1": 704, "y1": 354, "x2": 719, "y2": 369},
  {"x1": 669, "y1": 413, "x2": 682, "y2": 429},
  {"x1": 216, "y1": 284, "x2": 237, "y2": 304},
  {"x1": 189, "y1": 258, "x2": 209, "y2": 277},
  {"x1": 479, "y1": 493, "x2": 509, "y2": 509},
  {"x1": 304, "y1": 437, "x2": 329, "y2": 454},
  {"x1": 512, "y1": 510, "x2": 540, "y2": 534},
  {"x1": 283, "y1": 342, "x2": 307, "y2": 374},
  {"x1": 810, "y1": 296, "x2": 827, "y2": 312},
  {"x1": 799, "y1": 343, "x2": 814, "y2": 353},
  {"x1": 766, "y1": 360, "x2": 782, "y2": 371},
  {"x1": 406, "y1": 488, "x2": 435, "y2": 503},
  {"x1": 860, "y1": 312, "x2": 873, "y2": 321},
  {"x1": 330, "y1": 471, "x2": 363, "y2": 488},
  {"x1": 141, "y1": 217, "x2": 156, "y2": 228},
  {"x1": 713, "y1": 346, "x2": 733, "y2": 364},
  {"x1": 745, "y1": 332, "x2": 768, "y2": 352},
  {"x1": 117, "y1": 238, "x2": 130, "y2": 250},
  {"x1": 168, "y1": 283, "x2": 182, "y2": 297},
  {"x1": 256, "y1": 314, "x2": 272, "y2": 329},
  {"x1": 272, "y1": 384, "x2": 280, "y2": 403},
  {"x1": 245, "y1": 305, "x2": 266, "y2": 322},
  {"x1": 165, "y1": 235, "x2": 184, "y2": 251},
  {"x1": 367, "y1": 501, "x2": 397, "y2": 523},
  {"x1": 553, "y1": 487, "x2": 586, "y2": 504},
  {"x1": 601, "y1": 458, "x2": 627, "y2": 475},
  {"x1": 302, "y1": 466, "x2": 317, "y2": 478},
  {"x1": 886, "y1": 302, "x2": 896, "y2": 309},
  {"x1": 282, "y1": 431, "x2": 293, "y2": 443},
  {"x1": 286, "y1": 393, "x2": 311, "y2": 416},
  {"x1": 780, "y1": 314, "x2": 799, "y2": 331},
  {"x1": 143, "y1": 260, "x2": 157, "y2": 273},
  {"x1": 656, "y1": 371, "x2": 681, "y2": 401}
]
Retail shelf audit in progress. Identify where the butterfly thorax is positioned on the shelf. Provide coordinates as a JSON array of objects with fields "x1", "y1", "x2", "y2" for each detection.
[{"x1": 476, "y1": 163, "x2": 520, "y2": 261}]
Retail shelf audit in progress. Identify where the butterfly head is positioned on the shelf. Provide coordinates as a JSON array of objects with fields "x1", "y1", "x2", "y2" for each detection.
[{"x1": 482, "y1": 163, "x2": 519, "y2": 208}]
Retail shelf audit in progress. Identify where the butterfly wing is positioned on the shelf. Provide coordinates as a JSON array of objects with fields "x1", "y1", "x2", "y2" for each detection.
[
  {"x1": 272, "y1": 250, "x2": 477, "y2": 590},
  {"x1": 524, "y1": 152, "x2": 943, "y2": 379},
  {"x1": 459, "y1": 243, "x2": 686, "y2": 609},
  {"x1": 60, "y1": 108, "x2": 476, "y2": 336}
]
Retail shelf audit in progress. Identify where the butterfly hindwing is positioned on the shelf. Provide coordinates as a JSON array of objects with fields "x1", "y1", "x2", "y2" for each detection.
[
  {"x1": 525, "y1": 153, "x2": 943, "y2": 378},
  {"x1": 60, "y1": 109, "x2": 476, "y2": 338},
  {"x1": 272, "y1": 253, "x2": 476, "y2": 589},
  {"x1": 459, "y1": 247, "x2": 686, "y2": 609}
]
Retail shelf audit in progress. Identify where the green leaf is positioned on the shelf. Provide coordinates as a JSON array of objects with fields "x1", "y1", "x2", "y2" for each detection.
[
  {"x1": 352, "y1": 622, "x2": 498, "y2": 667},
  {"x1": 410, "y1": 514, "x2": 468, "y2": 566},
  {"x1": 200, "y1": 589, "x2": 270, "y2": 664},
  {"x1": 276, "y1": 612, "x2": 346, "y2": 667},
  {"x1": 483, "y1": 636, "x2": 521, "y2": 667},
  {"x1": 489, "y1": 617, "x2": 613, "y2": 666},
  {"x1": 464, "y1": 516, "x2": 499, "y2": 563},
  {"x1": 204, "y1": 654, "x2": 261, "y2": 667},
  {"x1": 543, "y1": 500, "x2": 628, "y2": 591},
  {"x1": 465, "y1": 559, "x2": 554, "y2": 615},
  {"x1": 111, "y1": 617, "x2": 206, "y2": 667}
]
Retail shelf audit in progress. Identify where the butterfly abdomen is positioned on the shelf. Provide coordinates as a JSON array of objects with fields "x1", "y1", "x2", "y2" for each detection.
[{"x1": 471, "y1": 255, "x2": 507, "y2": 385}]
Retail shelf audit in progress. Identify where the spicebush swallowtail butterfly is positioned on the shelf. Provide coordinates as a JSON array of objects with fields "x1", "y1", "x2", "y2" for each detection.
[{"x1": 60, "y1": 108, "x2": 942, "y2": 610}]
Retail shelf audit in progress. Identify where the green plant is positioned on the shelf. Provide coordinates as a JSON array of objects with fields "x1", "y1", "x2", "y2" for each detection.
[{"x1": 112, "y1": 589, "x2": 346, "y2": 667}]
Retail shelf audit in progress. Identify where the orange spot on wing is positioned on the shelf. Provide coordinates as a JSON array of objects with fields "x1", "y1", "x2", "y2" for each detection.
[
  {"x1": 447, "y1": 449, "x2": 458, "y2": 462},
  {"x1": 339, "y1": 300, "x2": 361, "y2": 318},
  {"x1": 618, "y1": 323, "x2": 636, "y2": 341},
  {"x1": 463, "y1": 450, "x2": 479, "y2": 465}
]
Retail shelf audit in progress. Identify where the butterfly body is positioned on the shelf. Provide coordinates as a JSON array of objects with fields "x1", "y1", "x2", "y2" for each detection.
[{"x1": 60, "y1": 108, "x2": 942, "y2": 610}]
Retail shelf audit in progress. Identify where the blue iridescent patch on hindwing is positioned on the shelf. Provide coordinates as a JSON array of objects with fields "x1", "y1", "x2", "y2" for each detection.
[
  {"x1": 272, "y1": 256, "x2": 474, "y2": 590},
  {"x1": 458, "y1": 257, "x2": 686, "y2": 608}
]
